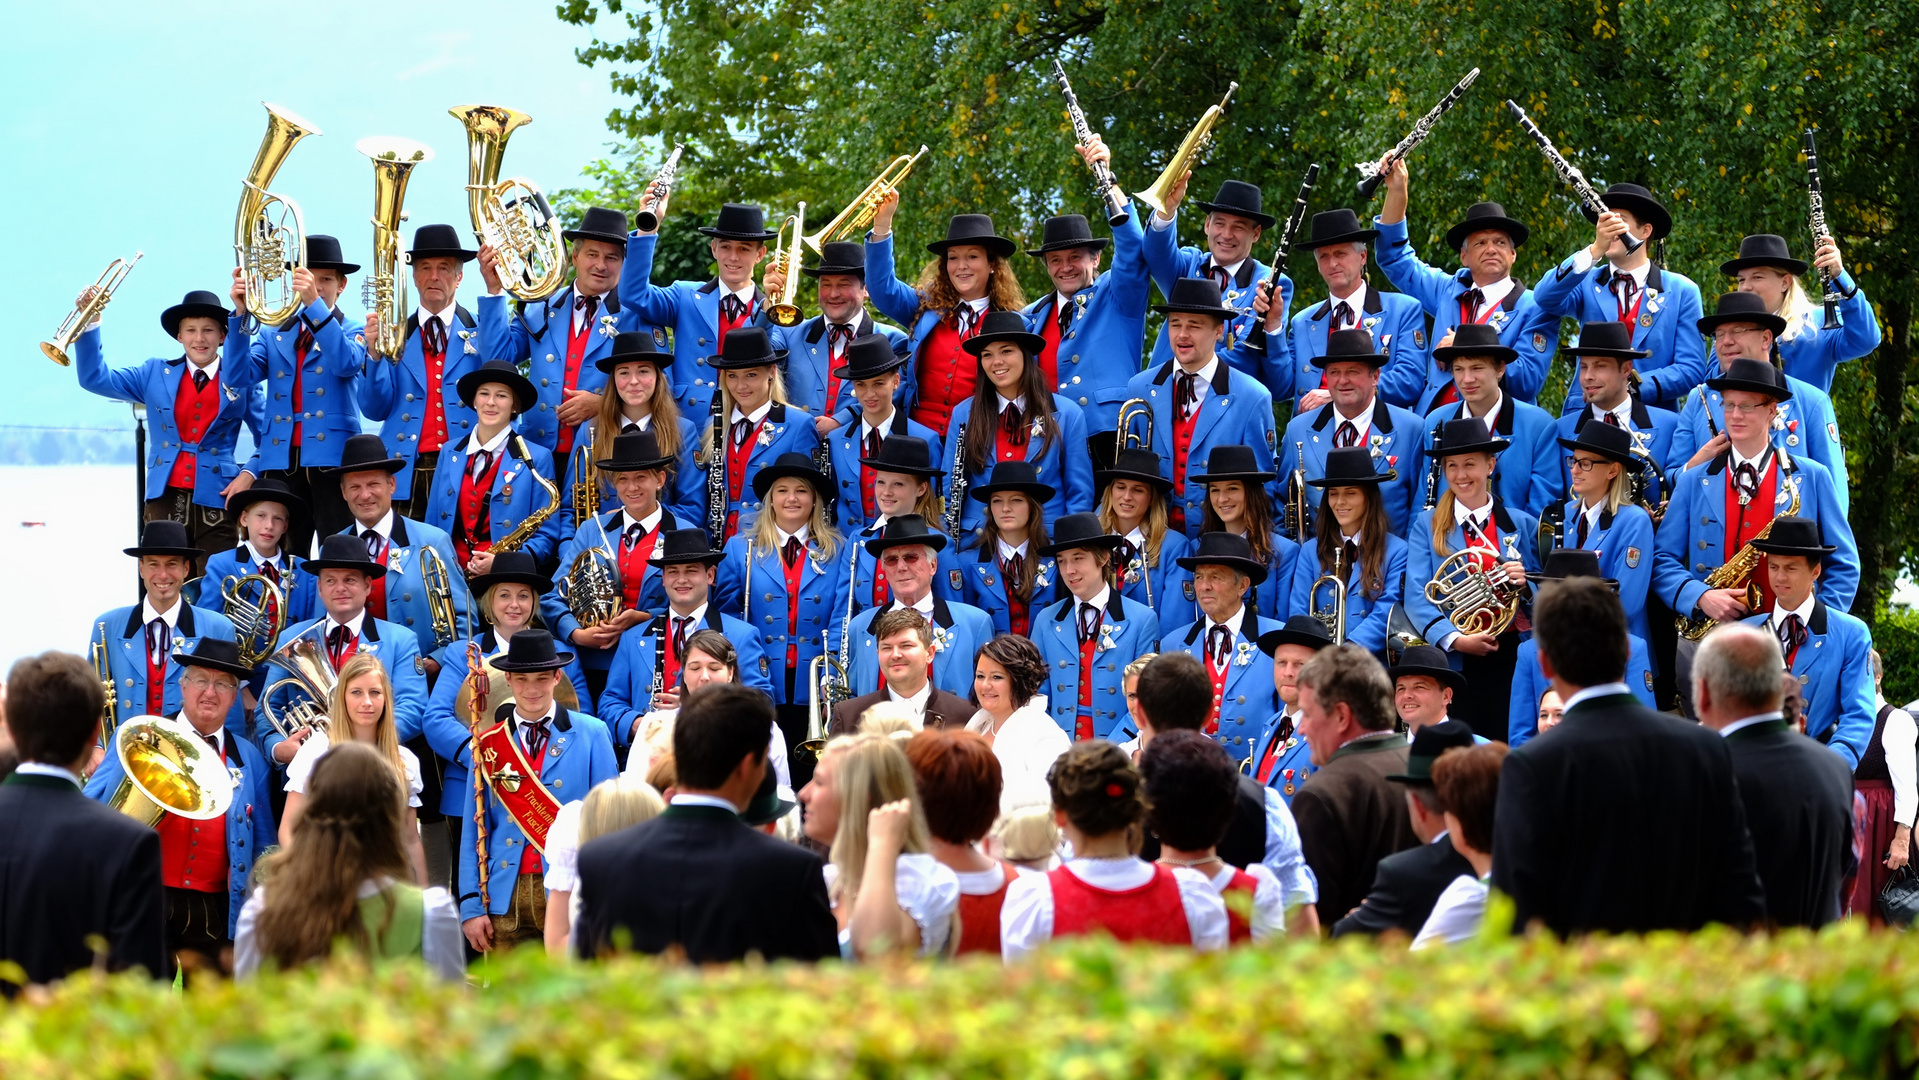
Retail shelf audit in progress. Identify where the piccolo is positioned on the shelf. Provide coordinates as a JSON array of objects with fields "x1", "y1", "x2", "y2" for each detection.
[
  {"x1": 1506, "y1": 100, "x2": 1643, "y2": 256},
  {"x1": 1355, "y1": 67, "x2": 1479, "y2": 198}
]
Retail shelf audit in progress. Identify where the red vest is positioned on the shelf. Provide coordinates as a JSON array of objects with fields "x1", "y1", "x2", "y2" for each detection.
[
  {"x1": 618, "y1": 522, "x2": 661, "y2": 611},
  {"x1": 1255, "y1": 716, "x2": 1293, "y2": 784},
  {"x1": 146, "y1": 644, "x2": 166, "y2": 717},
  {"x1": 1075, "y1": 626, "x2": 1099, "y2": 741},
  {"x1": 455, "y1": 449, "x2": 506, "y2": 568},
  {"x1": 954, "y1": 861, "x2": 1016, "y2": 957},
  {"x1": 167, "y1": 366, "x2": 221, "y2": 489},
  {"x1": 157, "y1": 738, "x2": 227, "y2": 894},
  {"x1": 555, "y1": 314, "x2": 593, "y2": 458},
  {"x1": 1170, "y1": 399, "x2": 1201, "y2": 532},
  {"x1": 910, "y1": 318, "x2": 976, "y2": 435},
  {"x1": 1036, "y1": 298, "x2": 1063, "y2": 390},
  {"x1": 1048, "y1": 862, "x2": 1192, "y2": 945},
  {"x1": 993, "y1": 408, "x2": 1031, "y2": 466},
  {"x1": 663, "y1": 614, "x2": 695, "y2": 689},
  {"x1": 1204, "y1": 645, "x2": 1229, "y2": 736},
  {"x1": 420, "y1": 337, "x2": 450, "y2": 453},
  {"x1": 364, "y1": 537, "x2": 391, "y2": 621},
  {"x1": 291, "y1": 332, "x2": 308, "y2": 446},
  {"x1": 1219, "y1": 867, "x2": 1260, "y2": 944},
  {"x1": 718, "y1": 292, "x2": 755, "y2": 341},
  {"x1": 780, "y1": 543, "x2": 805, "y2": 670},
  {"x1": 1003, "y1": 556, "x2": 1032, "y2": 639},
  {"x1": 1726, "y1": 458, "x2": 1781, "y2": 614},
  {"x1": 723, "y1": 416, "x2": 765, "y2": 543}
]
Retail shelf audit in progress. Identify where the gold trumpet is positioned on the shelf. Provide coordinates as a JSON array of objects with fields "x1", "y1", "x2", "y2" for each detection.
[
  {"x1": 451, "y1": 104, "x2": 565, "y2": 302},
  {"x1": 42, "y1": 253, "x2": 144, "y2": 367},
  {"x1": 221, "y1": 572, "x2": 288, "y2": 670},
  {"x1": 1136, "y1": 83, "x2": 1239, "y2": 220},
  {"x1": 803, "y1": 146, "x2": 930, "y2": 253},
  {"x1": 767, "y1": 203, "x2": 808, "y2": 327},
  {"x1": 235, "y1": 103, "x2": 322, "y2": 328},
  {"x1": 1283, "y1": 439, "x2": 1309, "y2": 541},
  {"x1": 358, "y1": 136, "x2": 434, "y2": 360},
  {"x1": 107, "y1": 715, "x2": 234, "y2": 828},
  {"x1": 1310, "y1": 546, "x2": 1349, "y2": 646},
  {"x1": 570, "y1": 436, "x2": 602, "y2": 525},
  {"x1": 260, "y1": 623, "x2": 339, "y2": 740}
]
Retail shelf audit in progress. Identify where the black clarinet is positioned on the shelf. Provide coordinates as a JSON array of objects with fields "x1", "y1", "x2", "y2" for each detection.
[
  {"x1": 1506, "y1": 100, "x2": 1643, "y2": 256},
  {"x1": 1423, "y1": 423, "x2": 1444, "y2": 510},
  {"x1": 1273, "y1": 163, "x2": 1319, "y2": 266},
  {"x1": 705, "y1": 389, "x2": 727, "y2": 551},
  {"x1": 649, "y1": 624, "x2": 667, "y2": 707},
  {"x1": 1053, "y1": 60, "x2": 1130, "y2": 226},
  {"x1": 1356, "y1": 68, "x2": 1479, "y2": 198},
  {"x1": 1804, "y1": 128, "x2": 1843, "y2": 330},
  {"x1": 944, "y1": 421, "x2": 969, "y2": 544}
]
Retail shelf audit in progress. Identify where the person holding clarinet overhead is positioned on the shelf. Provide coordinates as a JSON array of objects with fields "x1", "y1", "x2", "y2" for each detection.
[
  {"x1": 956, "y1": 461, "x2": 1061, "y2": 638},
  {"x1": 865, "y1": 194, "x2": 1027, "y2": 438},
  {"x1": 1286, "y1": 448, "x2": 1407, "y2": 655},
  {"x1": 1094, "y1": 447, "x2": 1190, "y2": 619},
  {"x1": 560, "y1": 331, "x2": 704, "y2": 542},
  {"x1": 697, "y1": 328, "x2": 819, "y2": 546},
  {"x1": 1141, "y1": 169, "x2": 1290, "y2": 380},
  {"x1": 944, "y1": 311, "x2": 1092, "y2": 548},
  {"x1": 817, "y1": 334, "x2": 944, "y2": 534}
]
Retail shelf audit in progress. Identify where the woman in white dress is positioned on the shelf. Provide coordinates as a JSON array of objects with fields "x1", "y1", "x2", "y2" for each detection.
[
  {"x1": 799, "y1": 731, "x2": 960, "y2": 961},
  {"x1": 280, "y1": 653, "x2": 427, "y2": 884},
  {"x1": 542, "y1": 777, "x2": 666, "y2": 957},
  {"x1": 965, "y1": 633, "x2": 1071, "y2": 816},
  {"x1": 1412, "y1": 743, "x2": 1509, "y2": 950}
]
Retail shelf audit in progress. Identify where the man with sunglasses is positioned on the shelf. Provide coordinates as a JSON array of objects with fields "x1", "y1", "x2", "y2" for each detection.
[{"x1": 843, "y1": 515, "x2": 994, "y2": 701}]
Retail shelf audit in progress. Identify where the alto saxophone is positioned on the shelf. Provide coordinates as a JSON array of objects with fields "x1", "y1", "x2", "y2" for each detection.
[
  {"x1": 1678, "y1": 474, "x2": 1800, "y2": 641},
  {"x1": 491, "y1": 434, "x2": 563, "y2": 554}
]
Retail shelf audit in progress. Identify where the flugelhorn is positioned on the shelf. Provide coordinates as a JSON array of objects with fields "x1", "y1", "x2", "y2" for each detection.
[
  {"x1": 803, "y1": 146, "x2": 930, "y2": 254},
  {"x1": 358, "y1": 136, "x2": 434, "y2": 360},
  {"x1": 107, "y1": 715, "x2": 234, "y2": 828},
  {"x1": 42, "y1": 253, "x2": 143, "y2": 367},
  {"x1": 767, "y1": 202, "x2": 807, "y2": 327},
  {"x1": 1135, "y1": 83, "x2": 1237, "y2": 220},
  {"x1": 221, "y1": 572, "x2": 288, "y2": 670},
  {"x1": 451, "y1": 104, "x2": 565, "y2": 302},
  {"x1": 1309, "y1": 545, "x2": 1349, "y2": 646},
  {"x1": 634, "y1": 144, "x2": 684, "y2": 233},
  {"x1": 236, "y1": 103, "x2": 321, "y2": 328}
]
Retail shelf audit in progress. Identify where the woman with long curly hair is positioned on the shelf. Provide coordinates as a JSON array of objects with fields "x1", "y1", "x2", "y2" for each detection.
[
  {"x1": 235, "y1": 742, "x2": 464, "y2": 981},
  {"x1": 863, "y1": 189, "x2": 1027, "y2": 438}
]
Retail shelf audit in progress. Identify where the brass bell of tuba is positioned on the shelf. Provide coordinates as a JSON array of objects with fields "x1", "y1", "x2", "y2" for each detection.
[
  {"x1": 221, "y1": 572, "x2": 288, "y2": 670},
  {"x1": 357, "y1": 136, "x2": 434, "y2": 360},
  {"x1": 107, "y1": 715, "x2": 235, "y2": 828},
  {"x1": 260, "y1": 623, "x2": 339, "y2": 741},
  {"x1": 235, "y1": 103, "x2": 322, "y2": 328},
  {"x1": 450, "y1": 105, "x2": 565, "y2": 302},
  {"x1": 1135, "y1": 83, "x2": 1238, "y2": 220},
  {"x1": 803, "y1": 147, "x2": 930, "y2": 253}
]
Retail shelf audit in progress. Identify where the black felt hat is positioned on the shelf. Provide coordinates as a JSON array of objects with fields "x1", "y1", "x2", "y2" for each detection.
[
  {"x1": 863, "y1": 513, "x2": 949, "y2": 556},
  {"x1": 1445, "y1": 202, "x2": 1530, "y2": 250},
  {"x1": 1748, "y1": 515, "x2": 1837, "y2": 558},
  {"x1": 858, "y1": 434, "x2": 943, "y2": 478},
  {"x1": 1257, "y1": 613, "x2": 1333, "y2": 656},
  {"x1": 1312, "y1": 328, "x2": 1388, "y2": 369},
  {"x1": 1174, "y1": 531, "x2": 1267, "y2": 586},
  {"x1": 803, "y1": 241, "x2": 867, "y2": 279},
  {"x1": 301, "y1": 234, "x2": 360, "y2": 275},
  {"x1": 303, "y1": 533, "x2": 388, "y2": 578},
  {"x1": 1025, "y1": 214, "x2": 1109, "y2": 256},
  {"x1": 123, "y1": 520, "x2": 201, "y2": 560},
  {"x1": 563, "y1": 206, "x2": 630, "y2": 248},
  {"x1": 751, "y1": 451, "x2": 833, "y2": 502},
  {"x1": 1306, "y1": 446, "x2": 1395, "y2": 487},
  {"x1": 707, "y1": 327, "x2": 789, "y2": 370},
  {"x1": 1563, "y1": 321, "x2": 1650, "y2": 360},
  {"x1": 1579, "y1": 183, "x2": 1672, "y2": 241},
  {"x1": 407, "y1": 223, "x2": 478, "y2": 263},
  {"x1": 1697, "y1": 291, "x2": 1788, "y2": 337},
  {"x1": 325, "y1": 434, "x2": 406, "y2": 477},
  {"x1": 1720, "y1": 233, "x2": 1809, "y2": 277},
  {"x1": 1039, "y1": 512, "x2": 1124, "y2": 557},
  {"x1": 1151, "y1": 277, "x2": 1237, "y2": 319},
  {"x1": 1525, "y1": 547, "x2": 1619, "y2": 589},
  {"x1": 1095, "y1": 447, "x2": 1175, "y2": 494},
  {"x1": 647, "y1": 528, "x2": 725, "y2": 566},
  {"x1": 698, "y1": 203, "x2": 780, "y2": 242},
  {"x1": 1193, "y1": 179, "x2": 1276, "y2": 229},
  {"x1": 831, "y1": 333, "x2": 909, "y2": 380},
  {"x1": 960, "y1": 310, "x2": 1046, "y2": 357},
  {"x1": 225, "y1": 475, "x2": 308, "y2": 518},
  {"x1": 469, "y1": 550, "x2": 552, "y2": 594},
  {"x1": 1295, "y1": 208, "x2": 1379, "y2": 250},
  {"x1": 596, "y1": 429, "x2": 675, "y2": 472},
  {"x1": 1188, "y1": 444, "x2": 1276, "y2": 486},
  {"x1": 1384, "y1": 717, "x2": 1475, "y2": 783},
  {"x1": 1555, "y1": 420, "x2": 1637, "y2": 466},
  {"x1": 967, "y1": 459, "x2": 1057, "y2": 504},
  {"x1": 595, "y1": 330, "x2": 674, "y2": 374},
  {"x1": 490, "y1": 628, "x2": 575, "y2": 672},
  {"x1": 1387, "y1": 645, "x2": 1468, "y2": 694},
  {"x1": 1432, "y1": 323, "x2": 1518, "y2": 366},
  {"x1": 175, "y1": 637, "x2": 257, "y2": 679},
  {"x1": 1432, "y1": 417, "x2": 1509, "y2": 457},
  {"x1": 928, "y1": 214, "x2": 1017, "y2": 259},
  {"x1": 1706, "y1": 357, "x2": 1791, "y2": 401},
  {"x1": 456, "y1": 359, "x2": 539, "y2": 413},
  {"x1": 160, "y1": 291, "x2": 232, "y2": 339}
]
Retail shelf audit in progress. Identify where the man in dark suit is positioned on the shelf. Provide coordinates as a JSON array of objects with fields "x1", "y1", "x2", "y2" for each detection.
[
  {"x1": 1695, "y1": 623, "x2": 1855, "y2": 928},
  {"x1": 0, "y1": 652, "x2": 165, "y2": 994},
  {"x1": 1291, "y1": 643, "x2": 1418, "y2": 928},
  {"x1": 829, "y1": 608, "x2": 972, "y2": 734},
  {"x1": 1493, "y1": 578, "x2": 1766, "y2": 936},
  {"x1": 1333, "y1": 720, "x2": 1477, "y2": 938},
  {"x1": 574, "y1": 683, "x2": 837, "y2": 962}
]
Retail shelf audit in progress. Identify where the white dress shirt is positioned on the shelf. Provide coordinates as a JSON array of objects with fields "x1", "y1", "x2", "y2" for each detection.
[
  {"x1": 325, "y1": 610, "x2": 369, "y2": 644},
  {"x1": 968, "y1": 696, "x2": 1070, "y2": 814},
  {"x1": 1875, "y1": 694, "x2": 1919, "y2": 827},
  {"x1": 1467, "y1": 276, "x2": 1516, "y2": 312},
  {"x1": 463, "y1": 425, "x2": 512, "y2": 459},
  {"x1": 1719, "y1": 710, "x2": 1786, "y2": 740},
  {"x1": 730, "y1": 400, "x2": 774, "y2": 431},
  {"x1": 1329, "y1": 400, "x2": 1375, "y2": 445},
  {"x1": 1589, "y1": 397, "x2": 1634, "y2": 428},
  {"x1": 1173, "y1": 356, "x2": 1220, "y2": 412},
  {"x1": 821, "y1": 853, "x2": 961, "y2": 959},
  {"x1": 671, "y1": 792, "x2": 740, "y2": 813},
  {"x1": 999, "y1": 855, "x2": 1229, "y2": 961},
  {"x1": 1411, "y1": 873, "x2": 1489, "y2": 949},
  {"x1": 888, "y1": 680, "x2": 933, "y2": 721},
  {"x1": 1325, "y1": 282, "x2": 1368, "y2": 332},
  {"x1": 1562, "y1": 681, "x2": 1635, "y2": 711}
]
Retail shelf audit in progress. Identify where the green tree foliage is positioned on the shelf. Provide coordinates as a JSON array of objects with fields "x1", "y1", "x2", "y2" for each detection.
[{"x1": 557, "y1": 0, "x2": 1918, "y2": 619}]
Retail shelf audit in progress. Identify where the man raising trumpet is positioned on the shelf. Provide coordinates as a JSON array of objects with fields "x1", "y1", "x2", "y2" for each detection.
[
  {"x1": 768, "y1": 242, "x2": 909, "y2": 421},
  {"x1": 1143, "y1": 173, "x2": 1290, "y2": 379}
]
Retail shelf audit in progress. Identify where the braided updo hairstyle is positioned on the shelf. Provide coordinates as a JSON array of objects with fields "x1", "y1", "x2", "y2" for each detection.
[{"x1": 1046, "y1": 739, "x2": 1147, "y2": 839}]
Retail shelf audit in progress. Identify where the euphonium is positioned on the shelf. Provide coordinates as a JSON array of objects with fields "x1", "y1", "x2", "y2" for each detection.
[
  {"x1": 450, "y1": 104, "x2": 565, "y2": 302},
  {"x1": 1678, "y1": 476, "x2": 1800, "y2": 641},
  {"x1": 260, "y1": 623, "x2": 338, "y2": 740},
  {"x1": 1310, "y1": 545, "x2": 1349, "y2": 646},
  {"x1": 1135, "y1": 83, "x2": 1238, "y2": 220},
  {"x1": 803, "y1": 146, "x2": 930, "y2": 253},
  {"x1": 235, "y1": 103, "x2": 321, "y2": 328},
  {"x1": 221, "y1": 572, "x2": 288, "y2": 670},
  {"x1": 418, "y1": 544, "x2": 460, "y2": 649},
  {"x1": 490, "y1": 434, "x2": 563, "y2": 554},
  {"x1": 766, "y1": 203, "x2": 807, "y2": 327},
  {"x1": 106, "y1": 715, "x2": 234, "y2": 828},
  {"x1": 1424, "y1": 538, "x2": 1525, "y2": 639},
  {"x1": 42, "y1": 253, "x2": 143, "y2": 367},
  {"x1": 357, "y1": 136, "x2": 434, "y2": 360}
]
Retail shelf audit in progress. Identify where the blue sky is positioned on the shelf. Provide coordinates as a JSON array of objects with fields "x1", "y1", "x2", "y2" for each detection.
[{"x1": 1, "y1": 0, "x2": 634, "y2": 431}]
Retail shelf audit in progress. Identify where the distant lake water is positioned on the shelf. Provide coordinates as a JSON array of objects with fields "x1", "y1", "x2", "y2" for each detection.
[{"x1": 1, "y1": 465, "x2": 146, "y2": 673}]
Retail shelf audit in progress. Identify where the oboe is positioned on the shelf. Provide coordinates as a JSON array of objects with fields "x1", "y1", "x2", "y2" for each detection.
[
  {"x1": 1052, "y1": 60, "x2": 1130, "y2": 226},
  {"x1": 1505, "y1": 100, "x2": 1643, "y2": 256},
  {"x1": 1803, "y1": 128, "x2": 1843, "y2": 330},
  {"x1": 1356, "y1": 68, "x2": 1479, "y2": 198},
  {"x1": 706, "y1": 389, "x2": 727, "y2": 551}
]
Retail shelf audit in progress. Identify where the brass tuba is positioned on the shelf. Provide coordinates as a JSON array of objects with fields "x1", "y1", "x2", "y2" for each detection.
[
  {"x1": 42, "y1": 253, "x2": 143, "y2": 367},
  {"x1": 260, "y1": 623, "x2": 338, "y2": 740},
  {"x1": 766, "y1": 203, "x2": 807, "y2": 327},
  {"x1": 357, "y1": 136, "x2": 434, "y2": 360},
  {"x1": 803, "y1": 146, "x2": 930, "y2": 253},
  {"x1": 1135, "y1": 83, "x2": 1238, "y2": 220},
  {"x1": 107, "y1": 715, "x2": 234, "y2": 828},
  {"x1": 1309, "y1": 545, "x2": 1349, "y2": 646},
  {"x1": 450, "y1": 105, "x2": 565, "y2": 302},
  {"x1": 235, "y1": 103, "x2": 321, "y2": 328},
  {"x1": 221, "y1": 572, "x2": 288, "y2": 670}
]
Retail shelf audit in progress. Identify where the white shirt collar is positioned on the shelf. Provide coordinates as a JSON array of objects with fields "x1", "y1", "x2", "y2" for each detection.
[
  {"x1": 668, "y1": 601, "x2": 709, "y2": 627},
  {"x1": 1562, "y1": 682, "x2": 1634, "y2": 711},
  {"x1": 571, "y1": 288, "x2": 609, "y2": 333},
  {"x1": 1056, "y1": 290, "x2": 1080, "y2": 313},
  {"x1": 1207, "y1": 256, "x2": 1246, "y2": 279},
  {"x1": 142, "y1": 596, "x2": 182, "y2": 629},
  {"x1": 905, "y1": 592, "x2": 936, "y2": 617},
  {"x1": 1772, "y1": 592, "x2": 1817, "y2": 630},
  {"x1": 1730, "y1": 442, "x2": 1773, "y2": 474},
  {"x1": 732, "y1": 399, "x2": 773, "y2": 426},
  {"x1": 514, "y1": 698, "x2": 559, "y2": 728},
  {"x1": 1464, "y1": 391, "x2": 1504, "y2": 426},
  {"x1": 888, "y1": 681, "x2": 933, "y2": 716},
  {"x1": 1589, "y1": 397, "x2": 1632, "y2": 426},
  {"x1": 1720, "y1": 711, "x2": 1786, "y2": 739},
  {"x1": 12, "y1": 762, "x2": 84, "y2": 789},
  {"x1": 1124, "y1": 525, "x2": 1147, "y2": 546},
  {"x1": 1473, "y1": 277, "x2": 1516, "y2": 308},
  {"x1": 960, "y1": 296, "x2": 990, "y2": 314},
  {"x1": 776, "y1": 523, "x2": 810, "y2": 548},
  {"x1": 860, "y1": 407, "x2": 896, "y2": 440},
  {"x1": 1076, "y1": 584, "x2": 1112, "y2": 611},
  {"x1": 357, "y1": 509, "x2": 395, "y2": 542},
  {"x1": 176, "y1": 715, "x2": 225, "y2": 754},
  {"x1": 617, "y1": 411, "x2": 654, "y2": 434},
  {"x1": 242, "y1": 540, "x2": 285, "y2": 569},
  {"x1": 1327, "y1": 281, "x2": 1368, "y2": 319},
  {"x1": 619, "y1": 504, "x2": 664, "y2": 536},
  {"x1": 186, "y1": 355, "x2": 221, "y2": 382},
  {"x1": 414, "y1": 302, "x2": 459, "y2": 328},
  {"x1": 1333, "y1": 401, "x2": 1375, "y2": 438},
  {"x1": 1176, "y1": 355, "x2": 1220, "y2": 387},
  {"x1": 1609, "y1": 261, "x2": 1652, "y2": 290},
  {"x1": 1203, "y1": 608, "x2": 1245, "y2": 641},
  {"x1": 997, "y1": 539, "x2": 1029, "y2": 562},
  {"x1": 465, "y1": 425, "x2": 512, "y2": 457},
  {"x1": 671, "y1": 792, "x2": 740, "y2": 813},
  {"x1": 998, "y1": 393, "x2": 1027, "y2": 414},
  {"x1": 1579, "y1": 499, "x2": 1606, "y2": 529},
  {"x1": 722, "y1": 281, "x2": 756, "y2": 307},
  {"x1": 327, "y1": 609, "x2": 368, "y2": 640}
]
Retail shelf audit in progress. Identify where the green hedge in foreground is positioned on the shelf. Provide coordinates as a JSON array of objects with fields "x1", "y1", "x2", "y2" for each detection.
[{"x1": 4, "y1": 921, "x2": 1918, "y2": 1079}]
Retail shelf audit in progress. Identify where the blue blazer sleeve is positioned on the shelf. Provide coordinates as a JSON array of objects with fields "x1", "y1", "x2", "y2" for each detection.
[
  {"x1": 1641, "y1": 283, "x2": 1708, "y2": 406},
  {"x1": 384, "y1": 630, "x2": 428, "y2": 741},
  {"x1": 1827, "y1": 619, "x2": 1877, "y2": 769},
  {"x1": 1609, "y1": 508, "x2": 1656, "y2": 629},
  {"x1": 1528, "y1": 253, "x2": 1586, "y2": 317},
  {"x1": 1371, "y1": 216, "x2": 1454, "y2": 315},
  {"x1": 73, "y1": 327, "x2": 151, "y2": 403},
  {"x1": 599, "y1": 629, "x2": 649, "y2": 747},
  {"x1": 1508, "y1": 640, "x2": 1545, "y2": 746},
  {"x1": 301, "y1": 297, "x2": 366, "y2": 379},
  {"x1": 1500, "y1": 302, "x2": 1560, "y2": 404},
  {"x1": 863, "y1": 233, "x2": 923, "y2": 328},
  {"x1": 356, "y1": 351, "x2": 398, "y2": 421},
  {"x1": 1805, "y1": 461, "x2": 1858, "y2": 611},
  {"x1": 1055, "y1": 399, "x2": 1095, "y2": 514},
  {"x1": 1652, "y1": 465, "x2": 1708, "y2": 617},
  {"x1": 620, "y1": 232, "x2": 685, "y2": 327},
  {"x1": 1140, "y1": 211, "x2": 1184, "y2": 297}
]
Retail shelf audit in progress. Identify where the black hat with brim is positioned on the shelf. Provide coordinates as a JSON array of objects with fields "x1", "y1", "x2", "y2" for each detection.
[
  {"x1": 961, "y1": 310, "x2": 1046, "y2": 357},
  {"x1": 831, "y1": 334, "x2": 909, "y2": 380},
  {"x1": 1174, "y1": 531, "x2": 1268, "y2": 586},
  {"x1": 1295, "y1": 208, "x2": 1379, "y2": 251},
  {"x1": 406, "y1": 223, "x2": 479, "y2": 263},
  {"x1": 1306, "y1": 446, "x2": 1395, "y2": 487},
  {"x1": 1525, "y1": 547, "x2": 1619, "y2": 588},
  {"x1": 863, "y1": 514, "x2": 949, "y2": 556},
  {"x1": 226, "y1": 475, "x2": 309, "y2": 518},
  {"x1": 648, "y1": 528, "x2": 725, "y2": 567},
  {"x1": 1025, "y1": 214, "x2": 1109, "y2": 256},
  {"x1": 858, "y1": 435, "x2": 943, "y2": 478},
  {"x1": 1432, "y1": 323, "x2": 1518, "y2": 366},
  {"x1": 1193, "y1": 179, "x2": 1277, "y2": 229},
  {"x1": 1580, "y1": 183, "x2": 1673, "y2": 241},
  {"x1": 803, "y1": 241, "x2": 867, "y2": 279},
  {"x1": 304, "y1": 533, "x2": 389, "y2": 578},
  {"x1": 1039, "y1": 512, "x2": 1124, "y2": 557},
  {"x1": 707, "y1": 326, "x2": 789, "y2": 370},
  {"x1": 176, "y1": 637, "x2": 257, "y2": 679},
  {"x1": 1563, "y1": 321, "x2": 1650, "y2": 360},
  {"x1": 1721, "y1": 233, "x2": 1809, "y2": 277},
  {"x1": 1697, "y1": 291, "x2": 1788, "y2": 337},
  {"x1": 1312, "y1": 328, "x2": 1388, "y2": 369},
  {"x1": 1095, "y1": 447, "x2": 1175, "y2": 494},
  {"x1": 740, "y1": 762, "x2": 798, "y2": 826},
  {"x1": 1257, "y1": 614, "x2": 1334, "y2": 655},
  {"x1": 596, "y1": 330, "x2": 674, "y2": 374},
  {"x1": 124, "y1": 519, "x2": 202, "y2": 560},
  {"x1": 1706, "y1": 357, "x2": 1791, "y2": 401},
  {"x1": 1188, "y1": 444, "x2": 1277, "y2": 486},
  {"x1": 325, "y1": 434, "x2": 406, "y2": 477},
  {"x1": 490, "y1": 628, "x2": 576, "y2": 672},
  {"x1": 456, "y1": 359, "x2": 539, "y2": 414},
  {"x1": 160, "y1": 291, "x2": 232, "y2": 339},
  {"x1": 1386, "y1": 645, "x2": 1468, "y2": 694},
  {"x1": 469, "y1": 550, "x2": 552, "y2": 595},
  {"x1": 752, "y1": 452, "x2": 833, "y2": 502},
  {"x1": 596, "y1": 429, "x2": 675, "y2": 472},
  {"x1": 1748, "y1": 514, "x2": 1837, "y2": 558},
  {"x1": 967, "y1": 460, "x2": 1057, "y2": 504},
  {"x1": 927, "y1": 214, "x2": 1017, "y2": 259},
  {"x1": 301, "y1": 234, "x2": 360, "y2": 275},
  {"x1": 1152, "y1": 277, "x2": 1237, "y2": 319},
  {"x1": 1433, "y1": 417, "x2": 1509, "y2": 458},
  {"x1": 698, "y1": 203, "x2": 780, "y2": 242},
  {"x1": 1385, "y1": 718, "x2": 1477, "y2": 783},
  {"x1": 563, "y1": 206, "x2": 631, "y2": 248},
  {"x1": 1445, "y1": 202, "x2": 1531, "y2": 250},
  {"x1": 1555, "y1": 421, "x2": 1637, "y2": 466}
]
